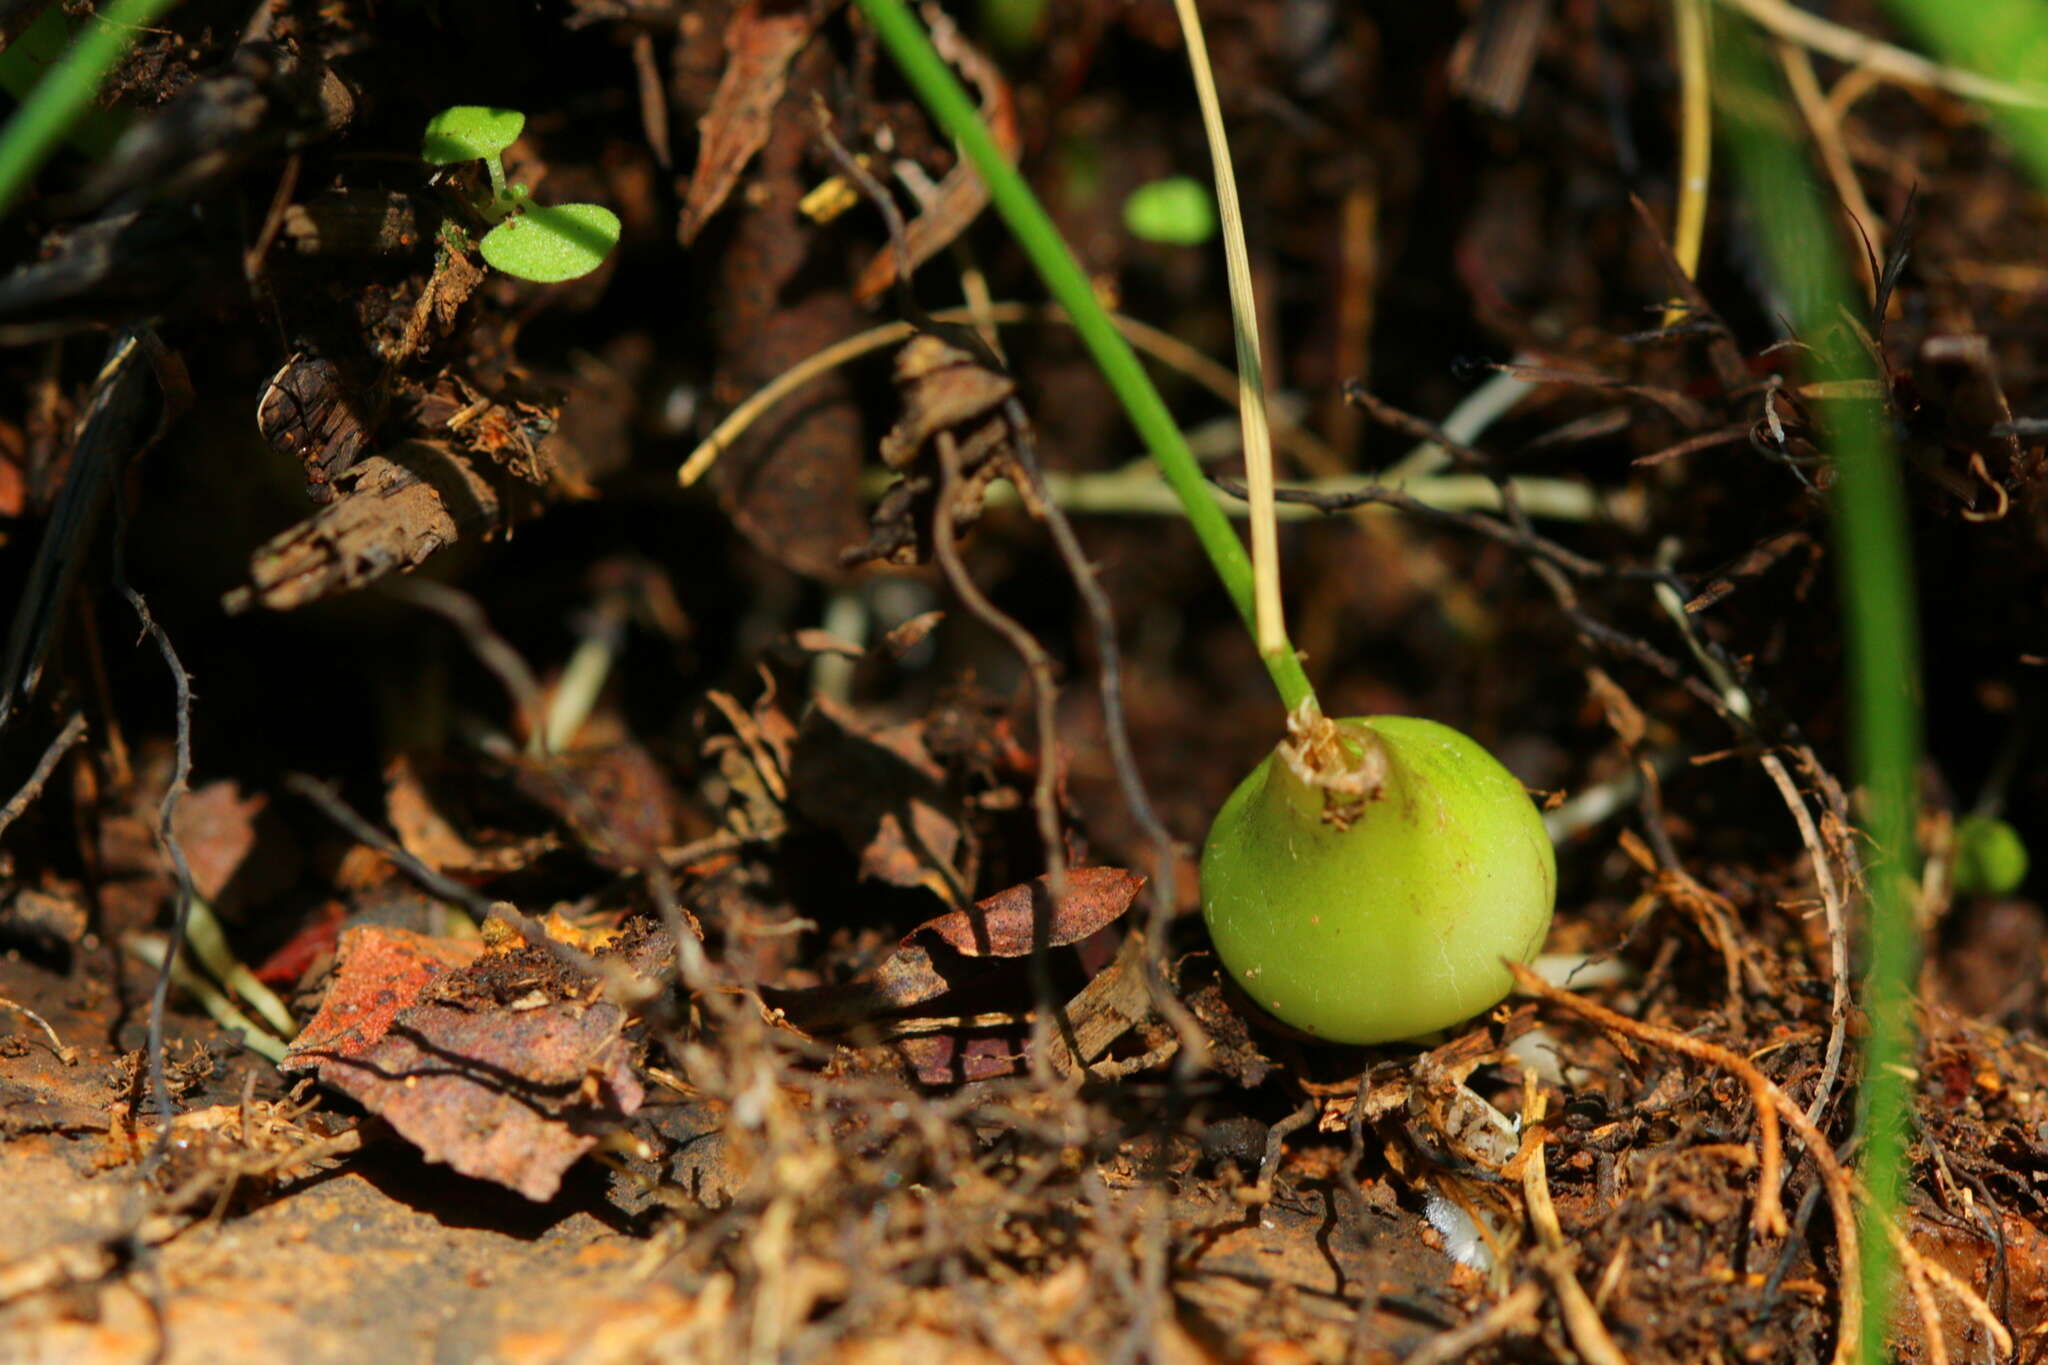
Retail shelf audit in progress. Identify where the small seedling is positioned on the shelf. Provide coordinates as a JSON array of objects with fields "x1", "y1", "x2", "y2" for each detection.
[
  {"x1": 854, "y1": 0, "x2": 1557, "y2": 1045},
  {"x1": 422, "y1": 105, "x2": 620, "y2": 283},
  {"x1": 1123, "y1": 175, "x2": 1217, "y2": 246}
]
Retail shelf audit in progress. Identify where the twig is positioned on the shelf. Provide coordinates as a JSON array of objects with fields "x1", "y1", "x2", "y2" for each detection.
[
  {"x1": 1776, "y1": 42, "x2": 1884, "y2": 300},
  {"x1": 115, "y1": 567, "x2": 198, "y2": 1177},
  {"x1": 1716, "y1": 0, "x2": 2048, "y2": 110},
  {"x1": 0, "y1": 995, "x2": 76, "y2": 1065},
  {"x1": 1009, "y1": 416, "x2": 1212, "y2": 1075},
  {"x1": 380, "y1": 578, "x2": 551, "y2": 757},
  {"x1": 974, "y1": 464, "x2": 1637, "y2": 527},
  {"x1": 1760, "y1": 750, "x2": 1851, "y2": 1129},
  {"x1": 282, "y1": 773, "x2": 497, "y2": 923},
  {"x1": 1523, "y1": 1124, "x2": 1632, "y2": 1365},
  {"x1": 816, "y1": 110, "x2": 1077, "y2": 1077},
  {"x1": 123, "y1": 935, "x2": 288, "y2": 1063},
  {"x1": 677, "y1": 302, "x2": 1345, "y2": 487},
  {"x1": 0, "y1": 710, "x2": 86, "y2": 840},
  {"x1": 1649, "y1": 549, "x2": 1852, "y2": 1127},
  {"x1": 1510, "y1": 961, "x2": 1860, "y2": 1365},
  {"x1": 1401, "y1": 1282, "x2": 1543, "y2": 1365},
  {"x1": 930, "y1": 427, "x2": 1077, "y2": 1078}
]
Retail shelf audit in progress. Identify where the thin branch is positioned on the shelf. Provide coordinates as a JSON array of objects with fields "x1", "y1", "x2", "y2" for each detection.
[
  {"x1": 282, "y1": 773, "x2": 498, "y2": 923},
  {"x1": 0, "y1": 710, "x2": 86, "y2": 840}
]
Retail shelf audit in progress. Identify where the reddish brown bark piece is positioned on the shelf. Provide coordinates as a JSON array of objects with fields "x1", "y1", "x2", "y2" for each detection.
[
  {"x1": 677, "y1": 0, "x2": 815, "y2": 246},
  {"x1": 281, "y1": 924, "x2": 482, "y2": 1064},
  {"x1": 313, "y1": 998, "x2": 643, "y2": 1202},
  {"x1": 763, "y1": 867, "x2": 1144, "y2": 1032},
  {"x1": 223, "y1": 440, "x2": 508, "y2": 614}
]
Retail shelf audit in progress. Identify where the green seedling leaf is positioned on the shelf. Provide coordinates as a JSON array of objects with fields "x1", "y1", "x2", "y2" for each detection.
[
  {"x1": 1953, "y1": 813, "x2": 2028, "y2": 897},
  {"x1": 422, "y1": 106, "x2": 526, "y2": 165},
  {"x1": 1123, "y1": 175, "x2": 1217, "y2": 246},
  {"x1": 479, "y1": 202, "x2": 620, "y2": 283}
]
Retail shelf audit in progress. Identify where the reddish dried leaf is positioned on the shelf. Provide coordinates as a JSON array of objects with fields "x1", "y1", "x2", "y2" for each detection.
[
  {"x1": 764, "y1": 867, "x2": 1143, "y2": 1031},
  {"x1": 280, "y1": 925, "x2": 482, "y2": 1064},
  {"x1": 677, "y1": 1, "x2": 815, "y2": 245},
  {"x1": 889, "y1": 1030, "x2": 1029, "y2": 1086},
  {"x1": 307, "y1": 998, "x2": 643, "y2": 1202},
  {"x1": 252, "y1": 899, "x2": 346, "y2": 987},
  {"x1": 513, "y1": 742, "x2": 684, "y2": 870},
  {"x1": 169, "y1": 780, "x2": 264, "y2": 903}
]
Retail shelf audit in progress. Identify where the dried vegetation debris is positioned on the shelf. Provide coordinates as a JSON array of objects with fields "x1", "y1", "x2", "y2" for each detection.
[{"x1": 3, "y1": 0, "x2": 2048, "y2": 1360}]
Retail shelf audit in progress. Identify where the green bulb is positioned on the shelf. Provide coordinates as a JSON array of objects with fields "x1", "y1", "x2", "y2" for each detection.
[
  {"x1": 1953, "y1": 814, "x2": 2028, "y2": 897},
  {"x1": 1201, "y1": 713, "x2": 1556, "y2": 1044}
]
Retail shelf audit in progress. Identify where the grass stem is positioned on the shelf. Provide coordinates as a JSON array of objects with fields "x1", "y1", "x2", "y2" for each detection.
[
  {"x1": 850, "y1": 0, "x2": 1314, "y2": 713},
  {"x1": 0, "y1": 0, "x2": 179, "y2": 219}
]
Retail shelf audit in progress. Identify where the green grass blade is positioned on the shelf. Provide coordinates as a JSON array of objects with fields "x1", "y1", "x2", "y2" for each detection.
[
  {"x1": 1880, "y1": 0, "x2": 2048, "y2": 184},
  {"x1": 850, "y1": 0, "x2": 1314, "y2": 713},
  {"x1": 0, "y1": 0, "x2": 180, "y2": 219},
  {"x1": 1715, "y1": 28, "x2": 1922, "y2": 1365}
]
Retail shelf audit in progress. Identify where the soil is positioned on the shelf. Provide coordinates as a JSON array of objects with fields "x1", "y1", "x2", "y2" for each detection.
[{"x1": 1, "y1": 0, "x2": 2046, "y2": 1361}]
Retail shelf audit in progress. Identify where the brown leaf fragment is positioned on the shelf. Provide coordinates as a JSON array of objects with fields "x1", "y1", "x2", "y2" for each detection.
[
  {"x1": 511, "y1": 742, "x2": 685, "y2": 870},
  {"x1": 313, "y1": 997, "x2": 643, "y2": 1201},
  {"x1": 851, "y1": 12, "x2": 1016, "y2": 302},
  {"x1": 169, "y1": 780, "x2": 268, "y2": 905},
  {"x1": 845, "y1": 335, "x2": 1025, "y2": 567},
  {"x1": 877, "y1": 336, "x2": 1016, "y2": 470},
  {"x1": 677, "y1": 1, "x2": 816, "y2": 245},
  {"x1": 282, "y1": 924, "x2": 483, "y2": 1065},
  {"x1": 763, "y1": 867, "x2": 1144, "y2": 1031},
  {"x1": 223, "y1": 440, "x2": 509, "y2": 614},
  {"x1": 788, "y1": 695, "x2": 961, "y2": 887},
  {"x1": 888, "y1": 1030, "x2": 1029, "y2": 1085}
]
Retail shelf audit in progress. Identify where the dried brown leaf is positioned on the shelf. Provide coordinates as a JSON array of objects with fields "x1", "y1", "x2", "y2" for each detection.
[
  {"x1": 763, "y1": 866, "x2": 1143, "y2": 1031},
  {"x1": 678, "y1": 1, "x2": 816, "y2": 245}
]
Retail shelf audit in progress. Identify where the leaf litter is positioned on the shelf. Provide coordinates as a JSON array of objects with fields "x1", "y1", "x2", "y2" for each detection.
[{"x1": 2, "y1": 0, "x2": 2048, "y2": 1362}]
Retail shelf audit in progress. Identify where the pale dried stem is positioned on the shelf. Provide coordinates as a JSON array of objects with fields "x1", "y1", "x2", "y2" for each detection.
[
  {"x1": 1170, "y1": 0, "x2": 1285, "y2": 660},
  {"x1": 1718, "y1": 0, "x2": 2048, "y2": 109}
]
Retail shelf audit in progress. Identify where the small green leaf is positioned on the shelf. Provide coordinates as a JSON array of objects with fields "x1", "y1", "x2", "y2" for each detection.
[
  {"x1": 1953, "y1": 813, "x2": 2029, "y2": 897},
  {"x1": 1123, "y1": 176, "x2": 1217, "y2": 246},
  {"x1": 422, "y1": 106, "x2": 526, "y2": 165},
  {"x1": 479, "y1": 202, "x2": 620, "y2": 283}
]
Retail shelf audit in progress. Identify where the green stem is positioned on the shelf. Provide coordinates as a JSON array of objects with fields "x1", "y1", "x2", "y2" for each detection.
[
  {"x1": 0, "y1": 0, "x2": 180, "y2": 220},
  {"x1": 850, "y1": 0, "x2": 1314, "y2": 713},
  {"x1": 1715, "y1": 28, "x2": 1922, "y2": 1365}
]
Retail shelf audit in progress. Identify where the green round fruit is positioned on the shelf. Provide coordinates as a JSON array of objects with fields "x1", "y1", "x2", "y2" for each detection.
[
  {"x1": 1953, "y1": 814, "x2": 2028, "y2": 898},
  {"x1": 1201, "y1": 715, "x2": 1556, "y2": 1044}
]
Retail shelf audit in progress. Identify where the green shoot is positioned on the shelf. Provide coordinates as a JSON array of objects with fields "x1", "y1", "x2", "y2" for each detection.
[
  {"x1": 849, "y1": 0, "x2": 1314, "y2": 713},
  {"x1": 1714, "y1": 27, "x2": 1921, "y2": 1365},
  {"x1": 0, "y1": 0, "x2": 179, "y2": 220},
  {"x1": 422, "y1": 106, "x2": 620, "y2": 284}
]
